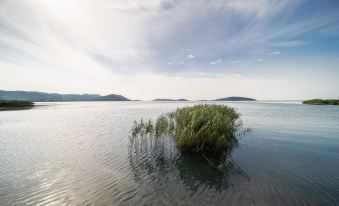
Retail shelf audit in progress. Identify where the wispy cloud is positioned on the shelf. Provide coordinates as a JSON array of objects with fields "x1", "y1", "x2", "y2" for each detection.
[
  {"x1": 1, "y1": 0, "x2": 338, "y2": 74},
  {"x1": 0, "y1": 0, "x2": 338, "y2": 99},
  {"x1": 209, "y1": 59, "x2": 222, "y2": 65},
  {"x1": 269, "y1": 51, "x2": 281, "y2": 55},
  {"x1": 230, "y1": 60, "x2": 241, "y2": 64},
  {"x1": 233, "y1": 74, "x2": 243, "y2": 78}
]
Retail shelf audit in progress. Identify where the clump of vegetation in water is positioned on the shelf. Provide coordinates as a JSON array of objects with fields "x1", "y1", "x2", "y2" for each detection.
[
  {"x1": 174, "y1": 105, "x2": 250, "y2": 153},
  {"x1": 0, "y1": 100, "x2": 34, "y2": 109},
  {"x1": 303, "y1": 99, "x2": 339, "y2": 105},
  {"x1": 130, "y1": 104, "x2": 250, "y2": 155},
  {"x1": 129, "y1": 105, "x2": 250, "y2": 173}
]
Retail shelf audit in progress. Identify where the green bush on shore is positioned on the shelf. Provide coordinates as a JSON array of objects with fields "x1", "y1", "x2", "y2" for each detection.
[
  {"x1": 0, "y1": 100, "x2": 34, "y2": 108},
  {"x1": 303, "y1": 99, "x2": 339, "y2": 105},
  {"x1": 130, "y1": 104, "x2": 250, "y2": 154}
]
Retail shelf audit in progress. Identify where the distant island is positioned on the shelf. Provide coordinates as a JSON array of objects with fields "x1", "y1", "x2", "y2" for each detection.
[
  {"x1": 153, "y1": 98, "x2": 189, "y2": 101},
  {"x1": 95, "y1": 94, "x2": 129, "y2": 101},
  {"x1": 0, "y1": 90, "x2": 130, "y2": 102},
  {"x1": 213, "y1": 96, "x2": 256, "y2": 101},
  {"x1": 303, "y1": 99, "x2": 339, "y2": 105},
  {"x1": 152, "y1": 96, "x2": 256, "y2": 101},
  {"x1": 0, "y1": 100, "x2": 34, "y2": 110}
]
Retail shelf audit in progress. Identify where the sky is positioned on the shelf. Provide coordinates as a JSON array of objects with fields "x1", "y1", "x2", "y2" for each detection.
[{"x1": 0, "y1": 0, "x2": 338, "y2": 100}]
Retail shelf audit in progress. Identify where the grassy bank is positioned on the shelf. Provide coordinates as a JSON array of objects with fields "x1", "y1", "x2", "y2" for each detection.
[
  {"x1": 0, "y1": 100, "x2": 34, "y2": 109},
  {"x1": 303, "y1": 99, "x2": 339, "y2": 105}
]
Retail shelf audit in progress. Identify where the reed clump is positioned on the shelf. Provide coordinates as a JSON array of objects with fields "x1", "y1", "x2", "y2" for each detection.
[{"x1": 130, "y1": 104, "x2": 250, "y2": 154}]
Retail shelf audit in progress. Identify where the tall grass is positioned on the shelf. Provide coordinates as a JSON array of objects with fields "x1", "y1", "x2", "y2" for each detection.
[{"x1": 130, "y1": 104, "x2": 250, "y2": 154}]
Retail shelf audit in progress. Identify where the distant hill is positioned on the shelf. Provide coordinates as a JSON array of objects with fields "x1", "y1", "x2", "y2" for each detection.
[
  {"x1": 153, "y1": 98, "x2": 189, "y2": 101},
  {"x1": 213, "y1": 96, "x2": 256, "y2": 101},
  {"x1": 96, "y1": 94, "x2": 130, "y2": 101},
  {"x1": 0, "y1": 90, "x2": 130, "y2": 101}
]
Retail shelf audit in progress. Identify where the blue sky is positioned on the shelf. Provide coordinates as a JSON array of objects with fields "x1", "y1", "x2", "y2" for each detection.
[{"x1": 0, "y1": 0, "x2": 338, "y2": 100}]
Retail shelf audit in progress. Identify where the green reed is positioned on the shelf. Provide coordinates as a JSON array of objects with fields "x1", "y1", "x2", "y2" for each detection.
[{"x1": 130, "y1": 104, "x2": 250, "y2": 155}]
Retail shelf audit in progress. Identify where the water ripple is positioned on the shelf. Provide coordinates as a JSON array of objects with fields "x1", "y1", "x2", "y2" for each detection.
[{"x1": 0, "y1": 101, "x2": 339, "y2": 205}]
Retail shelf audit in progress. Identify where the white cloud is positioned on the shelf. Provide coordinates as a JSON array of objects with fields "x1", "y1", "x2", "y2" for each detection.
[
  {"x1": 233, "y1": 74, "x2": 244, "y2": 78},
  {"x1": 0, "y1": 0, "x2": 152, "y2": 72},
  {"x1": 187, "y1": 54, "x2": 195, "y2": 59},
  {"x1": 257, "y1": 58, "x2": 263, "y2": 62},
  {"x1": 270, "y1": 40, "x2": 306, "y2": 47}
]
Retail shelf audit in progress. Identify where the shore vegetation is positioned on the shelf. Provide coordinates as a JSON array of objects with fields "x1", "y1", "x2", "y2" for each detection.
[
  {"x1": 0, "y1": 100, "x2": 34, "y2": 109},
  {"x1": 303, "y1": 99, "x2": 339, "y2": 105}
]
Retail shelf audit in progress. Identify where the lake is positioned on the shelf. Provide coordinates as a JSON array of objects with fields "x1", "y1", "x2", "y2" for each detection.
[{"x1": 0, "y1": 101, "x2": 338, "y2": 206}]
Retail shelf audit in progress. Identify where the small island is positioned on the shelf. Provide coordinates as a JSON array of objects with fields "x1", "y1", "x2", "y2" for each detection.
[
  {"x1": 303, "y1": 99, "x2": 339, "y2": 105},
  {"x1": 213, "y1": 96, "x2": 256, "y2": 101},
  {"x1": 96, "y1": 94, "x2": 130, "y2": 101},
  {"x1": 0, "y1": 100, "x2": 34, "y2": 110}
]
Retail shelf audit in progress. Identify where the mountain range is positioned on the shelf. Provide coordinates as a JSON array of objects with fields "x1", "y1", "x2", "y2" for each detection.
[
  {"x1": 0, "y1": 90, "x2": 130, "y2": 101},
  {"x1": 0, "y1": 90, "x2": 256, "y2": 102}
]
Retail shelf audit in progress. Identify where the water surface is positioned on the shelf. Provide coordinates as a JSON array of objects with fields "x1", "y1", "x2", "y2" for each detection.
[{"x1": 0, "y1": 101, "x2": 338, "y2": 205}]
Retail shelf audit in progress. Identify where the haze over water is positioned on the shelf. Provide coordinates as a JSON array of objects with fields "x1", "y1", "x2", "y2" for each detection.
[{"x1": 1, "y1": 101, "x2": 338, "y2": 206}]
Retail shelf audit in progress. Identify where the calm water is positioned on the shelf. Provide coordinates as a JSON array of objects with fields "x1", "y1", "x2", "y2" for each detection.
[{"x1": 0, "y1": 101, "x2": 339, "y2": 206}]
